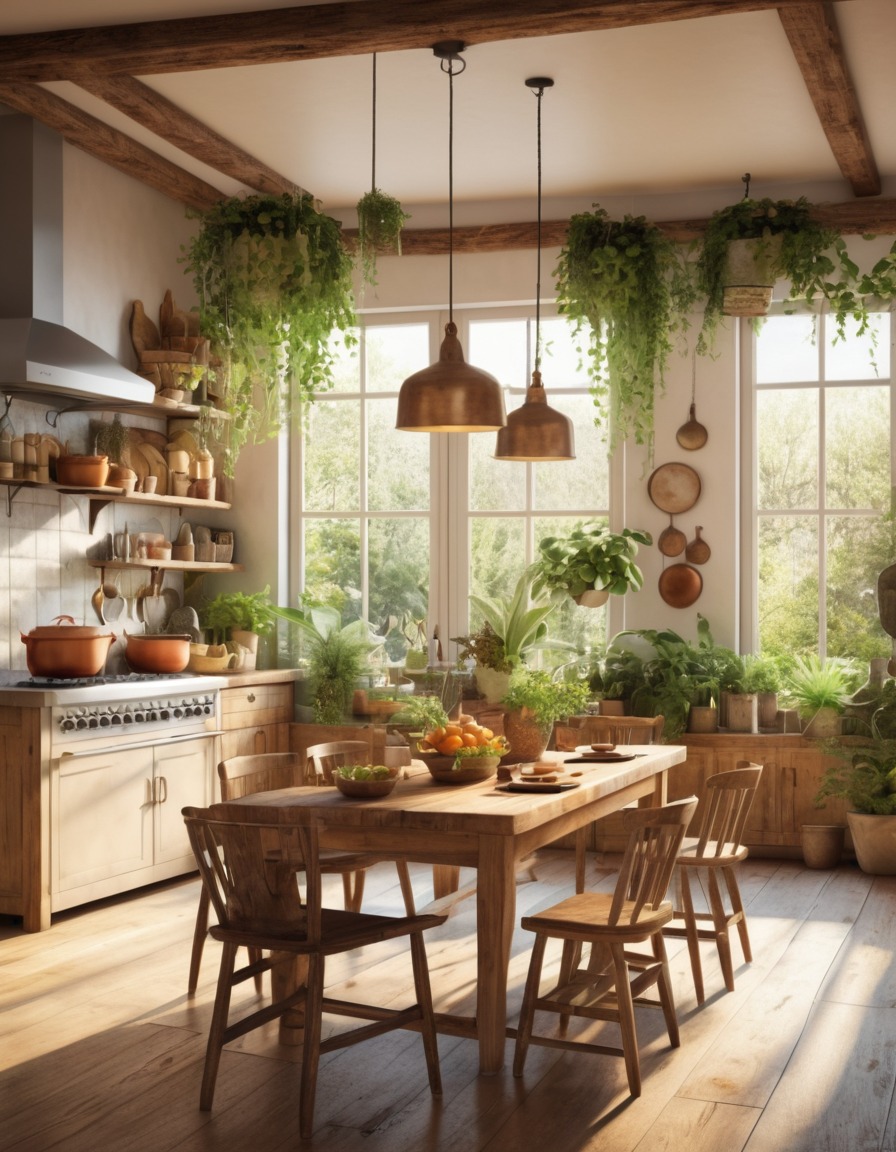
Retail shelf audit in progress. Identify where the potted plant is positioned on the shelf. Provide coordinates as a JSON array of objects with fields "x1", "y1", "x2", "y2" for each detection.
[
  {"x1": 739, "y1": 652, "x2": 784, "y2": 730},
  {"x1": 815, "y1": 737, "x2": 896, "y2": 873},
  {"x1": 184, "y1": 191, "x2": 357, "y2": 475},
  {"x1": 528, "y1": 521, "x2": 652, "y2": 607},
  {"x1": 355, "y1": 187, "x2": 410, "y2": 287},
  {"x1": 696, "y1": 194, "x2": 878, "y2": 351},
  {"x1": 200, "y1": 586, "x2": 274, "y2": 669},
  {"x1": 453, "y1": 572, "x2": 566, "y2": 703},
  {"x1": 783, "y1": 654, "x2": 857, "y2": 738},
  {"x1": 555, "y1": 204, "x2": 696, "y2": 456},
  {"x1": 501, "y1": 668, "x2": 591, "y2": 761},
  {"x1": 270, "y1": 602, "x2": 377, "y2": 724}
]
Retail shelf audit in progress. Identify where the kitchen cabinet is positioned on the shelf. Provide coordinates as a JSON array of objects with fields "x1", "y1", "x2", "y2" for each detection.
[
  {"x1": 588, "y1": 733, "x2": 850, "y2": 855},
  {"x1": 218, "y1": 673, "x2": 296, "y2": 763},
  {"x1": 51, "y1": 735, "x2": 213, "y2": 912}
]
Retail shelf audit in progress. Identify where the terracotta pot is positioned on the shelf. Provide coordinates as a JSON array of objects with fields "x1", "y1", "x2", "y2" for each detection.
[
  {"x1": 55, "y1": 454, "x2": 110, "y2": 487},
  {"x1": 688, "y1": 705, "x2": 718, "y2": 733},
  {"x1": 124, "y1": 633, "x2": 191, "y2": 673},
  {"x1": 801, "y1": 824, "x2": 845, "y2": 870},
  {"x1": 846, "y1": 812, "x2": 896, "y2": 875},
  {"x1": 21, "y1": 624, "x2": 115, "y2": 677},
  {"x1": 574, "y1": 587, "x2": 610, "y2": 608}
]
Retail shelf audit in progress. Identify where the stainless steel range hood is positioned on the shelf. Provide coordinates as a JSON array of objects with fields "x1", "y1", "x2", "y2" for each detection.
[{"x1": 0, "y1": 114, "x2": 155, "y2": 407}]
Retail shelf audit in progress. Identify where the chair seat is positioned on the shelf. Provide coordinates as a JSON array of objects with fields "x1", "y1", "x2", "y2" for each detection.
[
  {"x1": 522, "y1": 893, "x2": 673, "y2": 943},
  {"x1": 210, "y1": 908, "x2": 446, "y2": 954},
  {"x1": 677, "y1": 837, "x2": 749, "y2": 866}
]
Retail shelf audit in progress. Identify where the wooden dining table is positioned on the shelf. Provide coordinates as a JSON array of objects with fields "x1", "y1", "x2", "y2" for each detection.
[{"x1": 217, "y1": 743, "x2": 687, "y2": 1075}]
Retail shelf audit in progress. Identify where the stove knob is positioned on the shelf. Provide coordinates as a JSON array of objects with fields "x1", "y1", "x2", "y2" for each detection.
[
  {"x1": 134, "y1": 711, "x2": 145, "y2": 723},
  {"x1": 158, "y1": 709, "x2": 170, "y2": 721},
  {"x1": 76, "y1": 717, "x2": 88, "y2": 729},
  {"x1": 122, "y1": 711, "x2": 133, "y2": 724},
  {"x1": 173, "y1": 707, "x2": 185, "y2": 719},
  {"x1": 88, "y1": 716, "x2": 99, "y2": 729},
  {"x1": 110, "y1": 713, "x2": 123, "y2": 726},
  {"x1": 202, "y1": 704, "x2": 212, "y2": 716},
  {"x1": 61, "y1": 717, "x2": 76, "y2": 732},
  {"x1": 99, "y1": 715, "x2": 111, "y2": 727}
]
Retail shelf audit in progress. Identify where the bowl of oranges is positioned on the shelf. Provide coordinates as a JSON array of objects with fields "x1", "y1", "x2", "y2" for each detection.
[{"x1": 417, "y1": 717, "x2": 509, "y2": 785}]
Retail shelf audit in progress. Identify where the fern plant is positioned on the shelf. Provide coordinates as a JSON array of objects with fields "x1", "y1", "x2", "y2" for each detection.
[
  {"x1": 816, "y1": 738, "x2": 896, "y2": 815},
  {"x1": 555, "y1": 204, "x2": 696, "y2": 456}
]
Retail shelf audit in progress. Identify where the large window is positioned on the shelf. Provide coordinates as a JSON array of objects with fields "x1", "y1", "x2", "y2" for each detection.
[
  {"x1": 752, "y1": 310, "x2": 893, "y2": 661},
  {"x1": 298, "y1": 308, "x2": 610, "y2": 664}
]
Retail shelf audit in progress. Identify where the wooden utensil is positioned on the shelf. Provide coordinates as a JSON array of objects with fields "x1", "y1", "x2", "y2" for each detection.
[
  {"x1": 658, "y1": 563, "x2": 703, "y2": 608},
  {"x1": 647, "y1": 462, "x2": 701, "y2": 514},
  {"x1": 676, "y1": 357, "x2": 708, "y2": 450},
  {"x1": 658, "y1": 515, "x2": 686, "y2": 557}
]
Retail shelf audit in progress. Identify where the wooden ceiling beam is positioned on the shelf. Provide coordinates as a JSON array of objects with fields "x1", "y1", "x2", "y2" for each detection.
[
  {"x1": 0, "y1": 0, "x2": 836, "y2": 82},
  {"x1": 347, "y1": 199, "x2": 896, "y2": 255},
  {"x1": 778, "y1": 3, "x2": 880, "y2": 197},
  {"x1": 73, "y1": 74, "x2": 302, "y2": 198},
  {"x1": 0, "y1": 82, "x2": 222, "y2": 211}
]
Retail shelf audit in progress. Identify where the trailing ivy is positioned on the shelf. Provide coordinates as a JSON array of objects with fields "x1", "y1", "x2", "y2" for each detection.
[
  {"x1": 184, "y1": 192, "x2": 357, "y2": 474},
  {"x1": 355, "y1": 187, "x2": 410, "y2": 288},
  {"x1": 555, "y1": 205, "x2": 696, "y2": 457}
]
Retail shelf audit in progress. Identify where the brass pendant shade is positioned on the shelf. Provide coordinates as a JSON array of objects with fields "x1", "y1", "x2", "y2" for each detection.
[
  {"x1": 396, "y1": 321, "x2": 506, "y2": 432},
  {"x1": 494, "y1": 370, "x2": 575, "y2": 460}
]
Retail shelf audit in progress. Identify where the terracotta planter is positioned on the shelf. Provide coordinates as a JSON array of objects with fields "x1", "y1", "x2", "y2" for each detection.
[
  {"x1": 688, "y1": 705, "x2": 718, "y2": 733},
  {"x1": 801, "y1": 824, "x2": 845, "y2": 870},
  {"x1": 846, "y1": 812, "x2": 896, "y2": 875},
  {"x1": 503, "y1": 710, "x2": 551, "y2": 762},
  {"x1": 803, "y1": 707, "x2": 841, "y2": 739},
  {"x1": 573, "y1": 587, "x2": 610, "y2": 608},
  {"x1": 727, "y1": 693, "x2": 758, "y2": 733}
]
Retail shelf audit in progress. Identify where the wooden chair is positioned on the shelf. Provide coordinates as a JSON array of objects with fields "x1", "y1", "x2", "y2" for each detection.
[
  {"x1": 182, "y1": 806, "x2": 446, "y2": 1140},
  {"x1": 664, "y1": 762, "x2": 763, "y2": 1004},
  {"x1": 305, "y1": 740, "x2": 417, "y2": 916},
  {"x1": 187, "y1": 750, "x2": 415, "y2": 994},
  {"x1": 554, "y1": 715, "x2": 666, "y2": 893},
  {"x1": 512, "y1": 796, "x2": 698, "y2": 1098}
]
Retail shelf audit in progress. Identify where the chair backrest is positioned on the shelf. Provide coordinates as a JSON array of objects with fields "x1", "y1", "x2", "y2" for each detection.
[
  {"x1": 218, "y1": 752, "x2": 304, "y2": 801},
  {"x1": 610, "y1": 797, "x2": 698, "y2": 926},
  {"x1": 305, "y1": 740, "x2": 372, "y2": 784},
  {"x1": 555, "y1": 714, "x2": 665, "y2": 751},
  {"x1": 693, "y1": 761, "x2": 763, "y2": 857},
  {"x1": 183, "y1": 806, "x2": 321, "y2": 940}
]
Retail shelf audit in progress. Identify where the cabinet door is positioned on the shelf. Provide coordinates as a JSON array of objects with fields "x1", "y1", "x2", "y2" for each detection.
[
  {"x1": 153, "y1": 737, "x2": 213, "y2": 865},
  {"x1": 53, "y1": 746, "x2": 154, "y2": 892},
  {"x1": 220, "y1": 722, "x2": 289, "y2": 764}
]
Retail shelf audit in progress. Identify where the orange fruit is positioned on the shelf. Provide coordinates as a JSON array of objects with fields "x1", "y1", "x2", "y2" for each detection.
[
  {"x1": 462, "y1": 733, "x2": 478, "y2": 747},
  {"x1": 462, "y1": 722, "x2": 482, "y2": 736},
  {"x1": 426, "y1": 726, "x2": 446, "y2": 746},
  {"x1": 438, "y1": 735, "x2": 463, "y2": 754},
  {"x1": 480, "y1": 727, "x2": 494, "y2": 740},
  {"x1": 444, "y1": 723, "x2": 463, "y2": 738}
]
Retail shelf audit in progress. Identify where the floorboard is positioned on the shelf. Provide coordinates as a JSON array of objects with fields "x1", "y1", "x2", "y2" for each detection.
[{"x1": 1, "y1": 852, "x2": 894, "y2": 1150}]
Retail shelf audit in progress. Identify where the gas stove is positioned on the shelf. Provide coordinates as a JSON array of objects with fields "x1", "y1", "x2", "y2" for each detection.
[{"x1": 0, "y1": 669, "x2": 224, "y2": 708}]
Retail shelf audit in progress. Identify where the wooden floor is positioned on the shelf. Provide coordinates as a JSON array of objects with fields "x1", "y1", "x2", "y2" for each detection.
[{"x1": 2, "y1": 850, "x2": 896, "y2": 1152}]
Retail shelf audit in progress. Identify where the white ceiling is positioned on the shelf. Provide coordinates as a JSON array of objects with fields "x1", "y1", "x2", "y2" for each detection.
[{"x1": 3, "y1": 1, "x2": 896, "y2": 223}]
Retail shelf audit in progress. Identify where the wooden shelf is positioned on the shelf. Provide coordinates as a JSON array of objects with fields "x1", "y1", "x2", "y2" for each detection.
[
  {"x1": 1, "y1": 477, "x2": 230, "y2": 529},
  {"x1": 88, "y1": 558, "x2": 243, "y2": 573}
]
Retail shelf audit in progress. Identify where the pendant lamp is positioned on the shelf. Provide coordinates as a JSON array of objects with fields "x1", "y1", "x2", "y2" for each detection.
[
  {"x1": 494, "y1": 78, "x2": 574, "y2": 461},
  {"x1": 396, "y1": 42, "x2": 506, "y2": 433}
]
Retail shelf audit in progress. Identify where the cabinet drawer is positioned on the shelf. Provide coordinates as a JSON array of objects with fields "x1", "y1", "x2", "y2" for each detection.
[{"x1": 220, "y1": 683, "x2": 293, "y2": 730}]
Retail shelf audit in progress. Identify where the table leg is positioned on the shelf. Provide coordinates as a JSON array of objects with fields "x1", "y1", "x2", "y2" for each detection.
[
  {"x1": 475, "y1": 835, "x2": 517, "y2": 1075},
  {"x1": 273, "y1": 952, "x2": 308, "y2": 1045},
  {"x1": 433, "y1": 864, "x2": 461, "y2": 899}
]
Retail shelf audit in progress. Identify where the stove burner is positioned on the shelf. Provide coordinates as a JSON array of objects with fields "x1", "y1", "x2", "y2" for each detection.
[{"x1": 17, "y1": 673, "x2": 196, "y2": 688}]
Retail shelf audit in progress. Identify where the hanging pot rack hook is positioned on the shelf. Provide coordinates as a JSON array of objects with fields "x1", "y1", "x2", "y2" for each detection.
[
  {"x1": 432, "y1": 39, "x2": 466, "y2": 75},
  {"x1": 742, "y1": 172, "x2": 751, "y2": 199}
]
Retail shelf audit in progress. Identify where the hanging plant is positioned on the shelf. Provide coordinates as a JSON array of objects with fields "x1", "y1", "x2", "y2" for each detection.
[
  {"x1": 356, "y1": 187, "x2": 410, "y2": 287},
  {"x1": 555, "y1": 204, "x2": 696, "y2": 456},
  {"x1": 184, "y1": 191, "x2": 357, "y2": 474},
  {"x1": 696, "y1": 194, "x2": 881, "y2": 352}
]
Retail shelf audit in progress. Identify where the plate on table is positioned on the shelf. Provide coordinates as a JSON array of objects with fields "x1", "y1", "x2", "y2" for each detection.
[
  {"x1": 569, "y1": 748, "x2": 640, "y2": 764},
  {"x1": 496, "y1": 779, "x2": 581, "y2": 794}
]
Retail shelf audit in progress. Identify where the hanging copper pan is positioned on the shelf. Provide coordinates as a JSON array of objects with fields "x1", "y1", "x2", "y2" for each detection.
[
  {"x1": 658, "y1": 563, "x2": 703, "y2": 608},
  {"x1": 647, "y1": 462, "x2": 701, "y2": 514},
  {"x1": 657, "y1": 515, "x2": 686, "y2": 557}
]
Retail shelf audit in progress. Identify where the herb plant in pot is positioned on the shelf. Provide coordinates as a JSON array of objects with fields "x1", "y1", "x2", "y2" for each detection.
[
  {"x1": 696, "y1": 194, "x2": 876, "y2": 349},
  {"x1": 783, "y1": 654, "x2": 855, "y2": 739},
  {"x1": 814, "y1": 737, "x2": 896, "y2": 874},
  {"x1": 529, "y1": 521, "x2": 652, "y2": 607},
  {"x1": 555, "y1": 204, "x2": 696, "y2": 456},
  {"x1": 501, "y1": 668, "x2": 591, "y2": 762},
  {"x1": 200, "y1": 586, "x2": 274, "y2": 670}
]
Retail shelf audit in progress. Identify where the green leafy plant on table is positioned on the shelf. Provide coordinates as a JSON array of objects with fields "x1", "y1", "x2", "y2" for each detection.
[
  {"x1": 184, "y1": 191, "x2": 357, "y2": 476},
  {"x1": 502, "y1": 668, "x2": 591, "y2": 736},
  {"x1": 696, "y1": 195, "x2": 891, "y2": 353},
  {"x1": 529, "y1": 521, "x2": 652, "y2": 604},
  {"x1": 555, "y1": 203, "x2": 696, "y2": 457}
]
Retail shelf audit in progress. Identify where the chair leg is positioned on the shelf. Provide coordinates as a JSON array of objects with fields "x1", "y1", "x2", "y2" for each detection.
[
  {"x1": 247, "y1": 947, "x2": 265, "y2": 993},
  {"x1": 200, "y1": 940, "x2": 238, "y2": 1111},
  {"x1": 300, "y1": 952, "x2": 325, "y2": 1141},
  {"x1": 723, "y1": 865, "x2": 752, "y2": 961},
  {"x1": 679, "y1": 867, "x2": 705, "y2": 1005},
  {"x1": 188, "y1": 883, "x2": 210, "y2": 994},
  {"x1": 513, "y1": 933, "x2": 547, "y2": 1077},
  {"x1": 409, "y1": 931, "x2": 442, "y2": 1096},
  {"x1": 611, "y1": 943, "x2": 641, "y2": 1098},
  {"x1": 342, "y1": 869, "x2": 366, "y2": 913},
  {"x1": 707, "y1": 871, "x2": 736, "y2": 992},
  {"x1": 651, "y1": 932, "x2": 680, "y2": 1048},
  {"x1": 396, "y1": 861, "x2": 417, "y2": 917}
]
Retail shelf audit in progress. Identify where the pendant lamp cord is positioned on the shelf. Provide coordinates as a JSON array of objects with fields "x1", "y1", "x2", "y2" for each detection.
[
  {"x1": 448, "y1": 58, "x2": 455, "y2": 325},
  {"x1": 371, "y1": 53, "x2": 377, "y2": 192},
  {"x1": 534, "y1": 83, "x2": 544, "y2": 373}
]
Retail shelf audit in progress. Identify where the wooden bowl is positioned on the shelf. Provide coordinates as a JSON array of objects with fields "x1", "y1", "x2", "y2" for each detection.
[
  {"x1": 423, "y1": 754, "x2": 501, "y2": 786},
  {"x1": 333, "y1": 767, "x2": 400, "y2": 799}
]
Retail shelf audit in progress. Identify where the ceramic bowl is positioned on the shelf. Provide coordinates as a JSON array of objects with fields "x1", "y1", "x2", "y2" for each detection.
[
  {"x1": 333, "y1": 767, "x2": 400, "y2": 799},
  {"x1": 423, "y1": 754, "x2": 501, "y2": 786}
]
